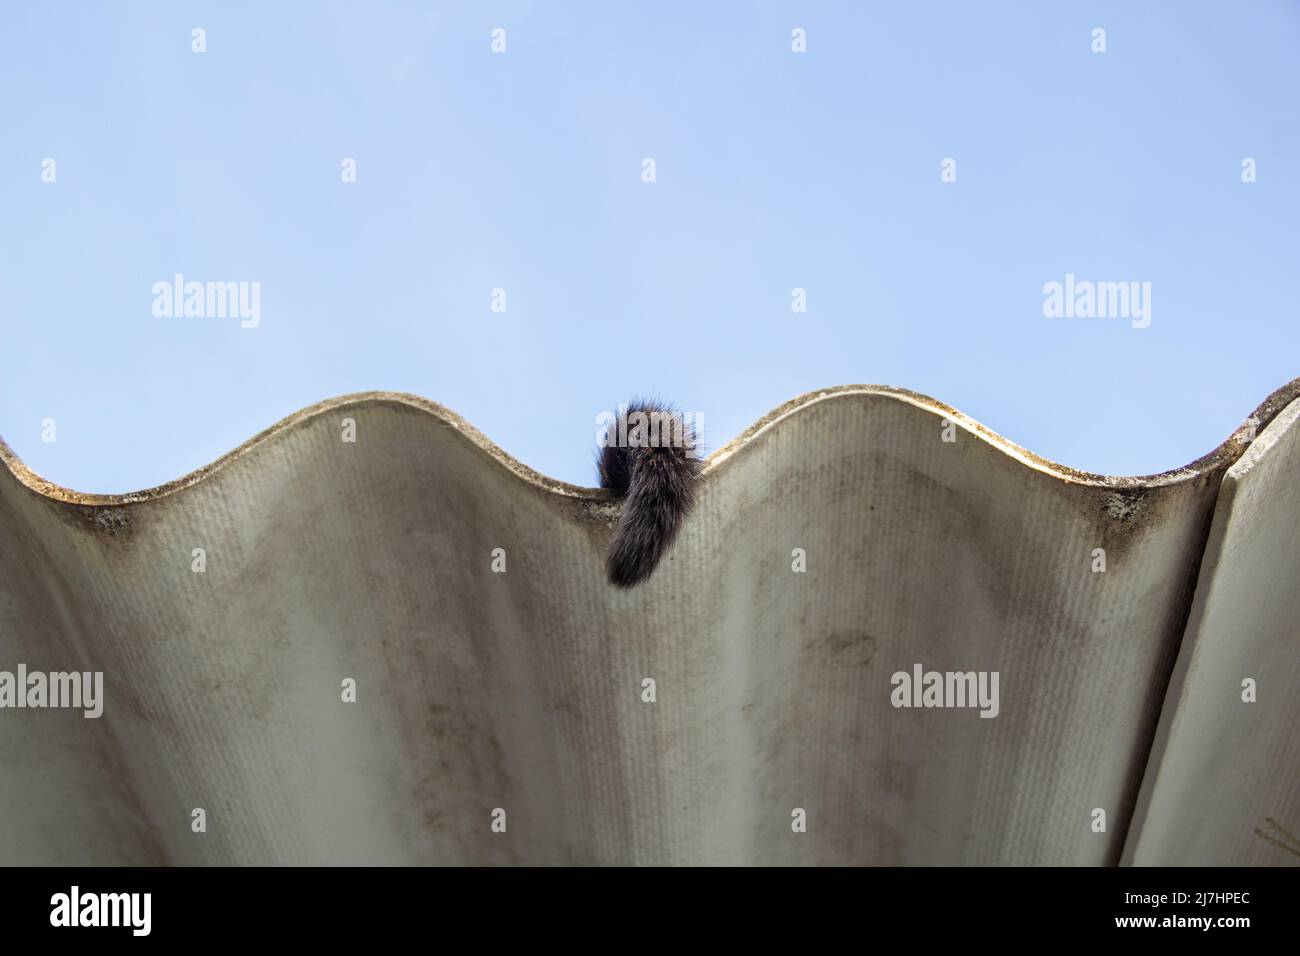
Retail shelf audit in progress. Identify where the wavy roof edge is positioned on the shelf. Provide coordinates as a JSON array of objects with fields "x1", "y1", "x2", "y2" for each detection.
[{"x1": 3, "y1": 379, "x2": 1299, "y2": 507}]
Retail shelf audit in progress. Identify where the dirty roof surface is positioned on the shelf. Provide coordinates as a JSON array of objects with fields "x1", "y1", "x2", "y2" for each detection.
[{"x1": 1, "y1": 381, "x2": 1297, "y2": 865}]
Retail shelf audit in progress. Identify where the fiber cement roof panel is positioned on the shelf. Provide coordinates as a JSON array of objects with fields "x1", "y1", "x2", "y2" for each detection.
[{"x1": 1, "y1": 381, "x2": 1297, "y2": 864}]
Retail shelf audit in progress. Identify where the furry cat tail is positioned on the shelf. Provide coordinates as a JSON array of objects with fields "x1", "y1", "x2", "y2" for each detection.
[{"x1": 597, "y1": 401, "x2": 703, "y2": 587}]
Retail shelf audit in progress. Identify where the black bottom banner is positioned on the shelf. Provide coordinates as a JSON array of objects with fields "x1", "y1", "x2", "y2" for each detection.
[{"x1": 0, "y1": 865, "x2": 1288, "y2": 943}]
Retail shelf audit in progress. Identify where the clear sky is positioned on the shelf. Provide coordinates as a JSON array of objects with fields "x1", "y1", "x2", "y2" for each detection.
[{"x1": 2, "y1": 1, "x2": 1297, "y2": 491}]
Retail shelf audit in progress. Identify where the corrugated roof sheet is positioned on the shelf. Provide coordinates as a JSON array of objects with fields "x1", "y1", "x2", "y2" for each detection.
[{"x1": 1, "y1": 381, "x2": 1297, "y2": 865}]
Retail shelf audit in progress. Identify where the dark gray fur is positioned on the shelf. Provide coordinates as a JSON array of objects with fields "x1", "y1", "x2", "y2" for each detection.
[{"x1": 597, "y1": 400, "x2": 702, "y2": 587}]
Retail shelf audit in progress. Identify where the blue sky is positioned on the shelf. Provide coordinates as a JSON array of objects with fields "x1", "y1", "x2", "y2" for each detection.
[{"x1": 2, "y1": 1, "x2": 1297, "y2": 491}]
